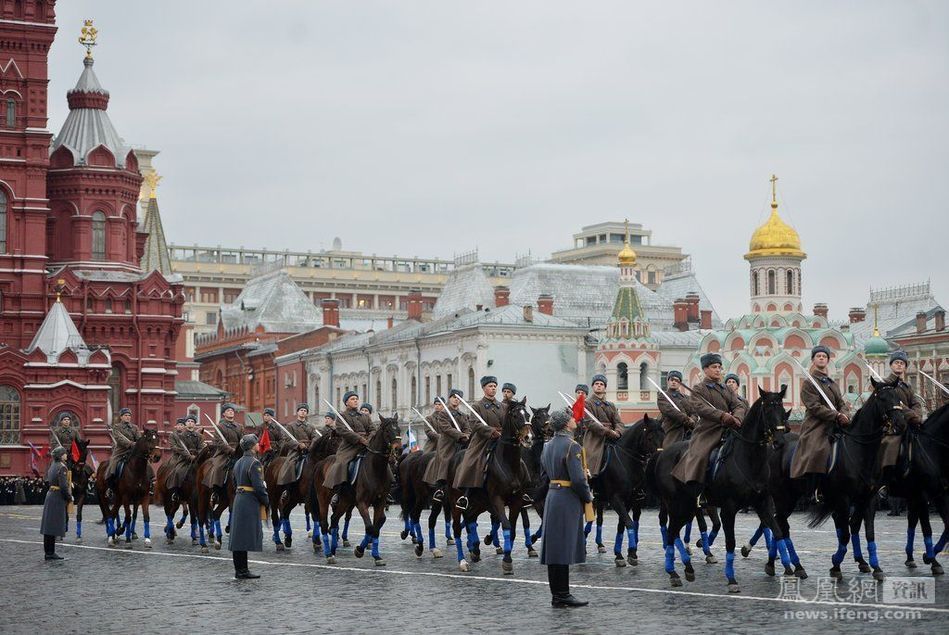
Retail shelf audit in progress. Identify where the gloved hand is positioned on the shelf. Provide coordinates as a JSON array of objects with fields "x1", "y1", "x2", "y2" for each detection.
[
  {"x1": 835, "y1": 413, "x2": 850, "y2": 426},
  {"x1": 490, "y1": 429, "x2": 501, "y2": 439},
  {"x1": 722, "y1": 413, "x2": 742, "y2": 428}
]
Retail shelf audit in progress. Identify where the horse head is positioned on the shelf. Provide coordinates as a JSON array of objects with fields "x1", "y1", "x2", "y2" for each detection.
[
  {"x1": 501, "y1": 397, "x2": 531, "y2": 443},
  {"x1": 530, "y1": 404, "x2": 551, "y2": 442},
  {"x1": 620, "y1": 413, "x2": 664, "y2": 464},
  {"x1": 746, "y1": 384, "x2": 788, "y2": 445},
  {"x1": 135, "y1": 428, "x2": 161, "y2": 463},
  {"x1": 867, "y1": 376, "x2": 908, "y2": 434},
  {"x1": 373, "y1": 413, "x2": 403, "y2": 457}
]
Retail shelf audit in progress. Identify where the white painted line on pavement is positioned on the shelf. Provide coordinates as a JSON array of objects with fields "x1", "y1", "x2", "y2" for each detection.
[{"x1": 2, "y1": 538, "x2": 946, "y2": 616}]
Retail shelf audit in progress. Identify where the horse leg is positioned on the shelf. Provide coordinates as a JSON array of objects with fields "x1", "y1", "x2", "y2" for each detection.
[
  {"x1": 664, "y1": 504, "x2": 688, "y2": 587},
  {"x1": 176, "y1": 502, "x2": 189, "y2": 529},
  {"x1": 721, "y1": 503, "x2": 740, "y2": 593},
  {"x1": 411, "y1": 497, "x2": 426, "y2": 558},
  {"x1": 610, "y1": 496, "x2": 629, "y2": 568},
  {"x1": 628, "y1": 504, "x2": 642, "y2": 566},
  {"x1": 595, "y1": 501, "x2": 606, "y2": 553},
  {"x1": 927, "y1": 494, "x2": 949, "y2": 575},
  {"x1": 281, "y1": 497, "x2": 294, "y2": 549},
  {"x1": 521, "y1": 507, "x2": 537, "y2": 557},
  {"x1": 342, "y1": 509, "x2": 352, "y2": 548},
  {"x1": 658, "y1": 503, "x2": 668, "y2": 551},
  {"x1": 370, "y1": 498, "x2": 387, "y2": 566},
  {"x1": 755, "y1": 497, "x2": 790, "y2": 577},
  {"x1": 212, "y1": 501, "x2": 225, "y2": 549},
  {"x1": 696, "y1": 507, "x2": 716, "y2": 562},
  {"x1": 353, "y1": 500, "x2": 373, "y2": 560},
  {"x1": 271, "y1": 492, "x2": 285, "y2": 551},
  {"x1": 487, "y1": 513, "x2": 501, "y2": 552},
  {"x1": 864, "y1": 498, "x2": 885, "y2": 581},
  {"x1": 829, "y1": 507, "x2": 850, "y2": 580},
  {"x1": 495, "y1": 497, "x2": 515, "y2": 574},
  {"x1": 75, "y1": 493, "x2": 84, "y2": 542},
  {"x1": 123, "y1": 503, "x2": 134, "y2": 548},
  {"x1": 850, "y1": 509, "x2": 870, "y2": 573},
  {"x1": 444, "y1": 502, "x2": 454, "y2": 546},
  {"x1": 905, "y1": 499, "x2": 919, "y2": 568},
  {"x1": 452, "y1": 507, "x2": 469, "y2": 571},
  {"x1": 141, "y1": 499, "x2": 152, "y2": 549}
]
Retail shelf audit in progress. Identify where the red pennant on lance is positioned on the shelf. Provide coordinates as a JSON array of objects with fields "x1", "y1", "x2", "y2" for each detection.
[
  {"x1": 572, "y1": 391, "x2": 586, "y2": 422},
  {"x1": 70, "y1": 439, "x2": 80, "y2": 462},
  {"x1": 259, "y1": 427, "x2": 271, "y2": 454}
]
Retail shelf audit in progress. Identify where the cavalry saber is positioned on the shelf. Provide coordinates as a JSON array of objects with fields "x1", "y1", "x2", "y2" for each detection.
[
  {"x1": 203, "y1": 413, "x2": 229, "y2": 445},
  {"x1": 435, "y1": 397, "x2": 463, "y2": 432},
  {"x1": 321, "y1": 399, "x2": 355, "y2": 433},
  {"x1": 273, "y1": 419, "x2": 303, "y2": 444},
  {"x1": 456, "y1": 395, "x2": 489, "y2": 428},
  {"x1": 863, "y1": 359, "x2": 884, "y2": 381},
  {"x1": 411, "y1": 407, "x2": 438, "y2": 434},
  {"x1": 919, "y1": 369, "x2": 949, "y2": 397},
  {"x1": 674, "y1": 382, "x2": 717, "y2": 411},
  {"x1": 647, "y1": 376, "x2": 681, "y2": 413},
  {"x1": 863, "y1": 359, "x2": 925, "y2": 401},
  {"x1": 791, "y1": 357, "x2": 837, "y2": 413},
  {"x1": 557, "y1": 391, "x2": 602, "y2": 426}
]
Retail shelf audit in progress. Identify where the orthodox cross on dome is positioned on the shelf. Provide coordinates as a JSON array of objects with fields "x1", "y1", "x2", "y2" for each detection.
[
  {"x1": 770, "y1": 174, "x2": 778, "y2": 203},
  {"x1": 143, "y1": 171, "x2": 162, "y2": 200},
  {"x1": 79, "y1": 20, "x2": 98, "y2": 59},
  {"x1": 54, "y1": 278, "x2": 66, "y2": 303}
]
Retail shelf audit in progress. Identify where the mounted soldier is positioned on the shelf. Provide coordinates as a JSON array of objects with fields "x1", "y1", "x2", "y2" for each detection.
[
  {"x1": 325, "y1": 391, "x2": 372, "y2": 507},
  {"x1": 451, "y1": 376, "x2": 503, "y2": 510},
  {"x1": 789, "y1": 345, "x2": 850, "y2": 501},
  {"x1": 657, "y1": 371, "x2": 695, "y2": 448},
  {"x1": 671, "y1": 353, "x2": 747, "y2": 496},
  {"x1": 104, "y1": 407, "x2": 140, "y2": 500},
  {"x1": 276, "y1": 404, "x2": 318, "y2": 486},
  {"x1": 229, "y1": 434, "x2": 269, "y2": 579},
  {"x1": 166, "y1": 416, "x2": 203, "y2": 503},
  {"x1": 258, "y1": 408, "x2": 286, "y2": 463},
  {"x1": 424, "y1": 390, "x2": 470, "y2": 502},
  {"x1": 572, "y1": 384, "x2": 592, "y2": 441},
  {"x1": 583, "y1": 374, "x2": 623, "y2": 479},
  {"x1": 881, "y1": 350, "x2": 923, "y2": 480},
  {"x1": 501, "y1": 382, "x2": 517, "y2": 405},
  {"x1": 202, "y1": 403, "x2": 243, "y2": 502},
  {"x1": 49, "y1": 413, "x2": 80, "y2": 459}
]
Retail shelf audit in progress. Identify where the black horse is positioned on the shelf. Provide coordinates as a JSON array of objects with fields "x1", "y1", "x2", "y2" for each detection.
[
  {"x1": 649, "y1": 386, "x2": 789, "y2": 592},
  {"x1": 890, "y1": 402, "x2": 949, "y2": 575},
  {"x1": 66, "y1": 438, "x2": 93, "y2": 542},
  {"x1": 807, "y1": 376, "x2": 907, "y2": 582}
]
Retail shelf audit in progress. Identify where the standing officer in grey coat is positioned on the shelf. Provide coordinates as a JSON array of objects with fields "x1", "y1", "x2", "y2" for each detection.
[
  {"x1": 540, "y1": 410, "x2": 592, "y2": 608},
  {"x1": 41, "y1": 446, "x2": 72, "y2": 560},
  {"x1": 229, "y1": 434, "x2": 269, "y2": 579}
]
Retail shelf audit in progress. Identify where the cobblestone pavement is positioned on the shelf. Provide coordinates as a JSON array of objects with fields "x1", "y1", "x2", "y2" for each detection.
[{"x1": 2, "y1": 505, "x2": 947, "y2": 634}]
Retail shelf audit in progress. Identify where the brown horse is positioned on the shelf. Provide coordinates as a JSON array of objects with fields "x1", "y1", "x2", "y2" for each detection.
[
  {"x1": 155, "y1": 444, "x2": 213, "y2": 545},
  {"x1": 95, "y1": 429, "x2": 161, "y2": 549},
  {"x1": 315, "y1": 414, "x2": 402, "y2": 565},
  {"x1": 265, "y1": 431, "x2": 340, "y2": 551},
  {"x1": 193, "y1": 447, "x2": 236, "y2": 553},
  {"x1": 66, "y1": 438, "x2": 93, "y2": 543}
]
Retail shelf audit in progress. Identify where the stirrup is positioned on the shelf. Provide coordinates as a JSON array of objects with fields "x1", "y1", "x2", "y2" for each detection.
[
  {"x1": 210, "y1": 490, "x2": 219, "y2": 506},
  {"x1": 813, "y1": 489, "x2": 823, "y2": 504},
  {"x1": 521, "y1": 493, "x2": 533, "y2": 505},
  {"x1": 432, "y1": 489, "x2": 444, "y2": 503},
  {"x1": 455, "y1": 496, "x2": 469, "y2": 511},
  {"x1": 171, "y1": 491, "x2": 179, "y2": 504},
  {"x1": 105, "y1": 487, "x2": 114, "y2": 501},
  {"x1": 330, "y1": 493, "x2": 339, "y2": 508}
]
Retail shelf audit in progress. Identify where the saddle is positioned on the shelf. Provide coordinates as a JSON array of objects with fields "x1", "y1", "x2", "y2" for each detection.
[
  {"x1": 347, "y1": 452, "x2": 366, "y2": 484},
  {"x1": 706, "y1": 433, "x2": 735, "y2": 482},
  {"x1": 595, "y1": 444, "x2": 615, "y2": 477}
]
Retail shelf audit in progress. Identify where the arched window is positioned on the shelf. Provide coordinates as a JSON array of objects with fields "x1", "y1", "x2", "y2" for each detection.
[
  {"x1": 639, "y1": 363, "x2": 649, "y2": 391},
  {"x1": 468, "y1": 368, "x2": 475, "y2": 399},
  {"x1": 5, "y1": 99, "x2": 14, "y2": 128},
  {"x1": 767, "y1": 270, "x2": 776, "y2": 295},
  {"x1": 91, "y1": 211, "x2": 106, "y2": 260},
  {"x1": 0, "y1": 385, "x2": 20, "y2": 444},
  {"x1": 375, "y1": 379, "x2": 381, "y2": 405},
  {"x1": 391, "y1": 377, "x2": 398, "y2": 411},
  {"x1": 617, "y1": 362, "x2": 628, "y2": 390},
  {"x1": 0, "y1": 190, "x2": 6, "y2": 253},
  {"x1": 786, "y1": 270, "x2": 794, "y2": 295},
  {"x1": 752, "y1": 270, "x2": 759, "y2": 296},
  {"x1": 410, "y1": 376, "x2": 417, "y2": 405}
]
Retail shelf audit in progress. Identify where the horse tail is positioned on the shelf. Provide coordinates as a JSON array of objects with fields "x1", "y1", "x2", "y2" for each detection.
[{"x1": 806, "y1": 499, "x2": 833, "y2": 528}]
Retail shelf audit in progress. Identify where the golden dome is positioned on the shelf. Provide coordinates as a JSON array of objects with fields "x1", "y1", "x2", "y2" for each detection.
[
  {"x1": 744, "y1": 176, "x2": 806, "y2": 260},
  {"x1": 618, "y1": 240, "x2": 637, "y2": 265}
]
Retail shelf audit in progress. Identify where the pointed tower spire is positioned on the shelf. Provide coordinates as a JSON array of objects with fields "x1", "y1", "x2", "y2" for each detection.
[
  {"x1": 139, "y1": 170, "x2": 173, "y2": 276},
  {"x1": 25, "y1": 281, "x2": 89, "y2": 360}
]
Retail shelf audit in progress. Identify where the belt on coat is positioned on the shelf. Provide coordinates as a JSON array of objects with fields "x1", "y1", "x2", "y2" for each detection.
[
  {"x1": 237, "y1": 486, "x2": 255, "y2": 493},
  {"x1": 549, "y1": 480, "x2": 572, "y2": 489},
  {"x1": 48, "y1": 486, "x2": 61, "y2": 491}
]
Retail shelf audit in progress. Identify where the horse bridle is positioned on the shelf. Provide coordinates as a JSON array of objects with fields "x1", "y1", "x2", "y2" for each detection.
[{"x1": 730, "y1": 400, "x2": 783, "y2": 447}]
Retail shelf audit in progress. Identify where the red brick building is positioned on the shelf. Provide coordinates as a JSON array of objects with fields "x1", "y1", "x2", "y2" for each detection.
[{"x1": 0, "y1": 9, "x2": 186, "y2": 473}]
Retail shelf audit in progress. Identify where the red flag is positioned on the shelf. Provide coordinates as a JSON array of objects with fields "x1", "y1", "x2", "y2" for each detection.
[
  {"x1": 572, "y1": 391, "x2": 586, "y2": 422},
  {"x1": 70, "y1": 439, "x2": 80, "y2": 462},
  {"x1": 259, "y1": 427, "x2": 271, "y2": 454}
]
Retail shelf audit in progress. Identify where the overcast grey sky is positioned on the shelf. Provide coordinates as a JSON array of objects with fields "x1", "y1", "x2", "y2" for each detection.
[{"x1": 49, "y1": 1, "x2": 948, "y2": 319}]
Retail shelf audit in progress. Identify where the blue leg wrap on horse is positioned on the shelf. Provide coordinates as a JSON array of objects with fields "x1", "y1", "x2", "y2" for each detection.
[
  {"x1": 343, "y1": 516, "x2": 351, "y2": 540},
  {"x1": 725, "y1": 550, "x2": 735, "y2": 579},
  {"x1": 331, "y1": 528, "x2": 339, "y2": 553},
  {"x1": 776, "y1": 538, "x2": 790, "y2": 568},
  {"x1": 584, "y1": 520, "x2": 592, "y2": 537},
  {"x1": 273, "y1": 523, "x2": 282, "y2": 544},
  {"x1": 786, "y1": 537, "x2": 800, "y2": 565},
  {"x1": 632, "y1": 519, "x2": 640, "y2": 545},
  {"x1": 700, "y1": 531, "x2": 711, "y2": 555},
  {"x1": 283, "y1": 518, "x2": 292, "y2": 536},
  {"x1": 832, "y1": 541, "x2": 847, "y2": 567},
  {"x1": 467, "y1": 521, "x2": 480, "y2": 546},
  {"x1": 198, "y1": 523, "x2": 206, "y2": 546},
  {"x1": 143, "y1": 521, "x2": 150, "y2": 539},
  {"x1": 924, "y1": 536, "x2": 934, "y2": 560},
  {"x1": 106, "y1": 517, "x2": 114, "y2": 537},
  {"x1": 322, "y1": 533, "x2": 332, "y2": 557},
  {"x1": 906, "y1": 528, "x2": 916, "y2": 557},
  {"x1": 214, "y1": 519, "x2": 222, "y2": 539},
  {"x1": 371, "y1": 536, "x2": 380, "y2": 558},
  {"x1": 125, "y1": 519, "x2": 132, "y2": 541},
  {"x1": 503, "y1": 528, "x2": 512, "y2": 554},
  {"x1": 749, "y1": 525, "x2": 764, "y2": 546},
  {"x1": 165, "y1": 515, "x2": 173, "y2": 535},
  {"x1": 190, "y1": 519, "x2": 197, "y2": 541},
  {"x1": 627, "y1": 526, "x2": 638, "y2": 550},
  {"x1": 415, "y1": 521, "x2": 424, "y2": 544},
  {"x1": 76, "y1": 520, "x2": 82, "y2": 538},
  {"x1": 614, "y1": 530, "x2": 623, "y2": 555},
  {"x1": 404, "y1": 516, "x2": 411, "y2": 532},
  {"x1": 491, "y1": 520, "x2": 500, "y2": 546},
  {"x1": 683, "y1": 521, "x2": 692, "y2": 542},
  {"x1": 664, "y1": 544, "x2": 675, "y2": 574},
  {"x1": 305, "y1": 512, "x2": 311, "y2": 532},
  {"x1": 445, "y1": 519, "x2": 452, "y2": 540},
  {"x1": 659, "y1": 524, "x2": 668, "y2": 546},
  {"x1": 596, "y1": 522, "x2": 604, "y2": 546},
  {"x1": 675, "y1": 536, "x2": 691, "y2": 564},
  {"x1": 455, "y1": 533, "x2": 466, "y2": 561},
  {"x1": 708, "y1": 528, "x2": 718, "y2": 547},
  {"x1": 360, "y1": 533, "x2": 371, "y2": 550},
  {"x1": 768, "y1": 535, "x2": 778, "y2": 561},
  {"x1": 429, "y1": 526, "x2": 437, "y2": 549},
  {"x1": 868, "y1": 540, "x2": 879, "y2": 568},
  {"x1": 851, "y1": 533, "x2": 863, "y2": 561},
  {"x1": 935, "y1": 534, "x2": 947, "y2": 555},
  {"x1": 763, "y1": 527, "x2": 773, "y2": 551}
]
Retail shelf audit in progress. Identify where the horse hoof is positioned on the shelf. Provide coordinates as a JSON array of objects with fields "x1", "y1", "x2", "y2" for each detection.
[
  {"x1": 923, "y1": 554, "x2": 933, "y2": 565},
  {"x1": 502, "y1": 561, "x2": 513, "y2": 575},
  {"x1": 905, "y1": 558, "x2": 917, "y2": 569},
  {"x1": 327, "y1": 556, "x2": 336, "y2": 565},
  {"x1": 415, "y1": 544, "x2": 424, "y2": 558},
  {"x1": 705, "y1": 554, "x2": 717, "y2": 565},
  {"x1": 670, "y1": 574, "x2": 682, "y2": 588},
  {"x1": 932, "y1": 563, "x2": 944, "y2": 576},
  {"x1": 144, "y1": 539, "x2": 152, "y2": 549},
  {"x1": 728, "y1": 582, "x2": 741, "y2": 594},
  {"x1": 400, "y1": 530, "x2": 409, "y2": 540},
  {"x1": 306, "y1": 531, "x2": 312, "y2": 539},
  {"x1": 495, "y1": 547, "x2": 504, "y2": 555},
  {"x1": 685, "y1": 569, "x2": 695, "y2": 582},
  {"x1": 685, "y1": 545, "x2": 692, "y2": 556},
  {"x1": 410, "y1": 535, "x2": 418, "y2": 545},
  {"x1": 354, "y1": 546, "x2": 365, "y2": 559},
  {"x1": 794, "y1": 565, "x2": 808, "y2": 579},
  {"x1": 459, "y1": 560, "x2": 470, "y2": 572},
  {"x1": 200, "y1": 546, "x2": 209, "y2": 554},
  {"x1": 872, "y1": 569, "x2": 886, "y2": 582},
  {"x1": 214, "y1": 542, "x2": 222, "y2": 551},
  {"x1": 528, "y1": 548, "x2": 538, "y2": 558},
  {"x1": 829, "y1": 567, "x2": 842, "y2": 580},
  {"x1": 224, "y1": 525, "x2": 230, "y2": 535},
  {"x1": 783, "y1": 566, "x2": 794, "y2": 576},
  {"x1": 275, "y1": 543, "x2": 285, "y2": 552},
  {"x1": 75, "y1": 537, "x2": 82, "y2": 544},
  {"x1": 447, "y1": 538, "x2": 455, "y2": 546},
  {"x1": 342, "y1": 540, "x2": 351, "y2": 548},
  {"x1": 628, "y1": 554, "x2": 639, "y2": 566},
  {"x1": 470, "y1": 552, "x2": 481, "y2": 563},
  {"x1": 765, "y1": 562, "x2": 775, "y2": 577},
  {"x1": 597, "y1": 545, "x2": 607, "y2": 554},
  {"x1": 483, "y1": 534, "x2": 493, "y2": 546},
  {"x1": 192, "y1": 539, "x2": 198, "y2": 546},
  {"x1": 176, "y1": 521, "x2": 185, "y2": 529},
  {"x1": 858, "y1": 562, "x2": 871, "y2": 574},
  {"x1": 615, "y1": 556, "x2": 627, "y2": 568},
  {"x1": 374, "y1": 558, "x2": 387, "y2": 567},
  {"x1": 741, "y1": 544, "x2": 751, "y2": 558},
  {"x1": 285, "y1": 538, "x2": 292, "y2": 549},
  {"x1": 132, "y1": 532, "x2": 138, "y2": 540}
]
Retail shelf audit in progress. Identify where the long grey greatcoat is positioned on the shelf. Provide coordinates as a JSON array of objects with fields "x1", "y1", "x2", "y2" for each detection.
[
  {"x1": 540, "y1": 431, "x2": 593, "y2": 565},
  {"x1": 452, "y1": 397, "x2": 504, "y2": 489},
  {"x1": 40, "y1": 461, "x2": 70, "y2": 537},
  {"x1": 423, "y1": 409, "x2": 469, "y2": 486},
  {"x1": 276, "y1": 419, "x2": 319, "y2": 485},
  {"x1": 324, "y1": 409, "x2": 372, "y2": 489},
  {"x1": 105, "y1": 420, "x2": 141, "y2": 479},
  {"x1": 228, "y1": 452, "x2": 269, "y2": 552},
  {"x1": 879, "y1": 373, "x2": 923, "y2": 469},
  {"x1": 423, "y1": 429, "x2": 438, "y2": 453},
  {"x1": 671, "y1": 381, "x2": 747, "y2": 484},
  {"x1": 790, "y1": 370, "x2": 848, "y2": 478},
  {"x1": 165, "y1": 429, "x2": 203, "y2": 489},
  {"x1": 583, "y1": 395, "x2": 623, "y2": 475},
  {"x1": 203, "y1": 420, "x2": 242, "y2": 488},
  {"x1": 658, "y1": 389, "x2": 693, "y2": 448}
]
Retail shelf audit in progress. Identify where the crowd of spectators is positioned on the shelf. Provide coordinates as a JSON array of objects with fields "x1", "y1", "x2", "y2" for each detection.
[{"x1": 0, "y1": 476, "x2": 49, "y2": 505}]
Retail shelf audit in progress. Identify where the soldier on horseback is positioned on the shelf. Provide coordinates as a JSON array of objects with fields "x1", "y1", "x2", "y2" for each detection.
[
  {"x1": 572, "y1": 384, "x2": 591, "y2": 441},
  {"x1": 670, "y1": 354, "x2": 746, "y2": 498},
  {"x1": 202, "y1": 403, "x2": 243, "y2": 502},
  {"x1": 49, "y1": 413, "x2": 80, "y2": 458},
  {"x1": 258, "y1": 408, "x2": 286, "y2": 462},
  {"x1": 452, "y1": 376, "x2": 503, "y2": 510},
  {"x1": 881, "y1": 350, "x2": 923, "y2": 481},
  {"x1": 276, "y1": 404, "x2": 318, "y2": 486},
  {"x1": 166, "y1": 416, "x2": 203, "y2": 504},
  {"x1": 724, "y1": 374, "x2": 747, "y2": 406},
  {"x1": 326, "y1": 391, "x2": 372, "y2": 507},
  {"x1": 424, "y1": 390, "x2": 470, "y2": 502},
  {"x1": 104, "y1": 408, "x2": 141, "y2": 500},
  {"x1": 789, "y1": 345, "x2": 850, "y2": 502},
  {"x1": 658, "y1": 371, "x2": 695, "y2": 448},
  {"x1": 583, "y1": 374, "x2": 623, "y2": 480},
  {"x1": 501, "y1": 382, "x2": 517, "y2": 404}
]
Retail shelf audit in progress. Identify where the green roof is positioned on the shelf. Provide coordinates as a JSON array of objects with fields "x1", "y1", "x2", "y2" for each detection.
[
  {"x1": 611, "y1": 286, "x2": 644, "y2": 322},
  {"x1": 864, "y1": 335, "x2": 889, "y2": 356}
]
